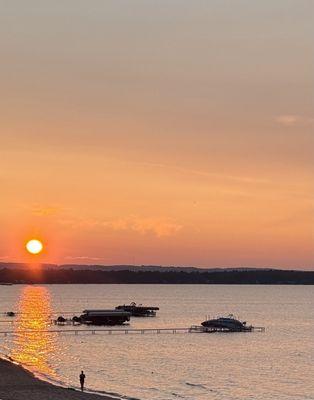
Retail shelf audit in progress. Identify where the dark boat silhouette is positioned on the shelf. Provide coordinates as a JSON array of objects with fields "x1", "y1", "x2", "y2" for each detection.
[
  {"x1": 80, "y1": 309, "x2": 131, "y2": 326},
  {"x1": 115, "y1": 302, "x2": 159, "y2": 317},
  {"x1": 201, "y1": 314, "x2": 252, "y2": 332}
]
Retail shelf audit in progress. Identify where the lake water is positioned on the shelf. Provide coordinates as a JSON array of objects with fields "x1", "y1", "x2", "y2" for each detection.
[{"x1": 0, "y1": 284, "x2": 313, "y2": 400}]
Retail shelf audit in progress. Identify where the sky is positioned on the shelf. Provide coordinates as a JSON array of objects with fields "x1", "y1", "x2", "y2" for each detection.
[{"x1": 0, "y1": 1, "x2": 313, "y2": 268}]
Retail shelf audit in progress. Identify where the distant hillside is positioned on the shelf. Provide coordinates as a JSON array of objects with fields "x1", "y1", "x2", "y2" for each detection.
[{"x1": 0, "y1": 265, "x2": 313, "y2": 284}]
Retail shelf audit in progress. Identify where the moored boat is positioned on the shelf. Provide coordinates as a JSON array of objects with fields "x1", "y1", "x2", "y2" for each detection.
[
  {"x1": 116, "y1": 302, "x2": 159, "y2": 317},
  {"x1": 6, "y1": 311, "x2": 15, "y2": 317},
  {"x1": 201, "y1": 314, "x2": 253, "y2": 332},
  {"x1": 80, "y1": 309, "x2": 131, "y2": 326}
]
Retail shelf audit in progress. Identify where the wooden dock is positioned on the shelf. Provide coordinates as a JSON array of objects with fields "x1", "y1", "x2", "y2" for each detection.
[{"x1": 0, "y1": 325, "x2": 265, "y2": 337}]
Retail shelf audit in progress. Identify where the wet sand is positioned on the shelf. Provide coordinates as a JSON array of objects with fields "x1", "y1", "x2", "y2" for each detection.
[{"x1": 0, "y1": 358, "x2": 114, "y2": 400}]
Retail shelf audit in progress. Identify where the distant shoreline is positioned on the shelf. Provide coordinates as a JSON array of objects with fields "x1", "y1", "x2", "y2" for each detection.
[
  {"x1": 0, "y1": 264, "x2": 314, "y2": 285},
  {"x1": 0, "y1": 356, "x2": 116, "y2": 400}
]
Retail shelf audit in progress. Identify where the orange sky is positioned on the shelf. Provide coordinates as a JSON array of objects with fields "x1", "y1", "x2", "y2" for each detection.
[{"x1": 0, "y1": 1, "x2": 313, "y2": 268}]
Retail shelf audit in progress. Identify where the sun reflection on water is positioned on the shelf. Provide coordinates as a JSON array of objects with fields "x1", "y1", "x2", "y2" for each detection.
[{"x1": 11, "y1": 285, "x2": 57, "y2": 377}]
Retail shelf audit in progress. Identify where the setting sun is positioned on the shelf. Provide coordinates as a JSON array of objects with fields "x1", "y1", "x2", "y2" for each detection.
[{"x1": 26, "y1": 239, "x2": 43, "y2": 255}]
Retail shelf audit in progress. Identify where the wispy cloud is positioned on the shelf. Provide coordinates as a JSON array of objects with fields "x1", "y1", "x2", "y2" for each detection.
[
  {"x1": 58, "y1": 215, "x2": 183, "y2": 237},
  {"x1": 138, "y1": 162, "x2": 270, "y2": 184},
  {"x1": 27, "y1": 203, "x2": 64, "y2": 216},
  {"x1": 104, "y1": 216, "x2": 183, "y2": 237},
  {"x1": 275, "y1": 114, "x2": 314, "y2": 127},
  {"x1": 64, "y1": 256, "x2": 104, "y2": 261}
]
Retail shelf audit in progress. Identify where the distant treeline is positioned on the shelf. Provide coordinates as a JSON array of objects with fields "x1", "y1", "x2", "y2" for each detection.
[{"x1": 0, "y1": 268, "x2": 314, "y2": 284}]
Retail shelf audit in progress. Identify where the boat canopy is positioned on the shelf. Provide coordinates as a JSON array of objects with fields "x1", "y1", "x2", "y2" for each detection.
[{"x1": 82, "y1": 309, "x2": 130, "y2": 317}]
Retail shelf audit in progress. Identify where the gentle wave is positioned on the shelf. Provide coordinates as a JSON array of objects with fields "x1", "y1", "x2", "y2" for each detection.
[{"x1": 185, "y1": 382, "x2": 207, "y2": 389}]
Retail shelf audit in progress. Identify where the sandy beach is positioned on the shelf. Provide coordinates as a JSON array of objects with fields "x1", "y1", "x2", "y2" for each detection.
[{"x1": 0, "y1": 358, "x2": 114, "y2": 400}]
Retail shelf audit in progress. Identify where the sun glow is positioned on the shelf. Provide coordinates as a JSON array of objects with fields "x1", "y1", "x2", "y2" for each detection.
[{"x1": 26, "y1": 239, "x2": 43, "y2": 255}]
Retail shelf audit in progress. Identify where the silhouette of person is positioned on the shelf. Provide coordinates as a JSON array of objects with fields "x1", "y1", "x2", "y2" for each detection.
[{"x1": 79, "y1": 370, "x2": 86, "y2": 391}]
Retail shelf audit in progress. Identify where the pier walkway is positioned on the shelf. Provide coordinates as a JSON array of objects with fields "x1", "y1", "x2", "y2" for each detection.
[{"x1": 0, "y1": 325, "x2": 265, "y2": 336}]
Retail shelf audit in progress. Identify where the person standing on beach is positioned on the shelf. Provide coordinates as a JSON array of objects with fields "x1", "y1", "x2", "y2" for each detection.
[{"x1": 79, "y1": 370, "x2": 86, "y2": 391}]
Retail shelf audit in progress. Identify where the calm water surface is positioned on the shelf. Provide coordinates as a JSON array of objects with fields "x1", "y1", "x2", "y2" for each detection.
[{"x1": 0, "y1": 284, "x2": 313, "y2": 400}]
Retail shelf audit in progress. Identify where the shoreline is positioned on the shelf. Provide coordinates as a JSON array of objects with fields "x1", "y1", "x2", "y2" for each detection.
[{"x1": 0, "y1": 357, "x2": 117, "y2": 400}]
